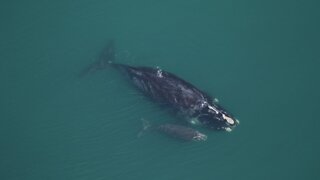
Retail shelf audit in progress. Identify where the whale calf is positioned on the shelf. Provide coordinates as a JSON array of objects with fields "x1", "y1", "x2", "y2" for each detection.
[
  {"x1": 139, "y1": 119, "x2": 207, "y2": 141},
  {"x1": 157, "y1": 123, "x2": 207, "y2": 141}
]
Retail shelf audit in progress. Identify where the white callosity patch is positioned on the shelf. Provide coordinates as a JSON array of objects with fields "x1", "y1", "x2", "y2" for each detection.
[
  {"x1": 200, "y1": 100, "x2": 219, "y2": 114},
  {"x1": 156, "y1": 66, "x2": 163, "y2": 78},
  {"x1": 222, "y1": 114, "x2": 235, "y2": 125},
  {"x1": 207, "y1": 104, "x2": 219, "y2": 114},
  {"x1": 200, "y1": 100, "x2": 208, "y2": 108}
]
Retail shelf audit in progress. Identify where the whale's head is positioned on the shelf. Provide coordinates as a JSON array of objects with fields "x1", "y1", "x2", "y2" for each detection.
[
  {"x1": 192, "y1": 131, "x2": 208, "y2": 141},
  {"x1": 198, "y1": 102, "x2": 239, "y2": 131}
]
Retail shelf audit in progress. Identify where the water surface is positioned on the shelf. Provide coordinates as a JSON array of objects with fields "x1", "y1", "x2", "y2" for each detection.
[{"x1": 1, "y1": 0, "x2": 319, "y2": 179}]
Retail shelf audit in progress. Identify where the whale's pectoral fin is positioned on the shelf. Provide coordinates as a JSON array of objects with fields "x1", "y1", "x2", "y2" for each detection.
[{"x1": 78, "y1": 40, "x2": 115, "y2": 77}]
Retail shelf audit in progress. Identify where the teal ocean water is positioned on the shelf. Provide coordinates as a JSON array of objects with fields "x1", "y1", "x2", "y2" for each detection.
[{"x1": 1, "y1": 0, "x2": 319, "y2": 179}]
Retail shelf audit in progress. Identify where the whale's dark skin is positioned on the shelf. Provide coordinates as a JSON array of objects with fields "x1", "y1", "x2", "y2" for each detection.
[
  {"x1": 81, "y1": 41, "x2": 239, "y2": 131},
  {"x1": 114, "y1": 63, "x2": 239, "y2": 131}
]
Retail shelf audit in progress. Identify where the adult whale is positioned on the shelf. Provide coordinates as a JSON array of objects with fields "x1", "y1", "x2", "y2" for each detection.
[{"x1": 80, "y1": 41, "x2": 239, "y2": 131}]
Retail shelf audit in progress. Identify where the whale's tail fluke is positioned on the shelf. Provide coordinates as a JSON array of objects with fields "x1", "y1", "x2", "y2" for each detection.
[
  {"x1": 137, "y1": 118, "x2": 152, "y2": 138},
  {"x1": 78, "y1": 40, "x2": 115, "y2": 77}
]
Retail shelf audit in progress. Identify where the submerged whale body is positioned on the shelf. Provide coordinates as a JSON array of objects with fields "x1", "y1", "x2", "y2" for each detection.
[
  {"x1": 139, "y1": 119, "x2": 207, "y2": 141},
  {"x1": 157, "y1": 123, "x2": 207, "y2": 141},
  {"x1": 81, "y1": 41, "x2": 239, "y2": 131}
]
